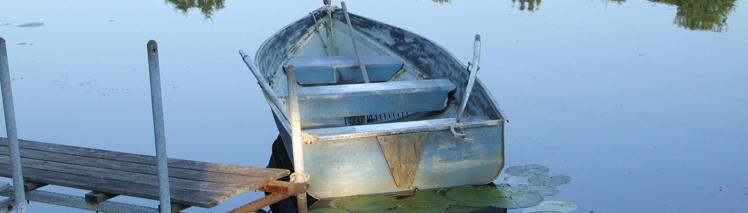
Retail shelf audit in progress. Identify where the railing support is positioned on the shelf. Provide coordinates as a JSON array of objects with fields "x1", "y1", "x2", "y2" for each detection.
[
  {"x1": 285, "y1": 65, "x2": 309, "y2": 213},
  {"x1": 146, "y1": 40, "x2": 172, "y2": 213},
  {"x1": 0, "y1": 37, "x2": 28, "y2": 213}
]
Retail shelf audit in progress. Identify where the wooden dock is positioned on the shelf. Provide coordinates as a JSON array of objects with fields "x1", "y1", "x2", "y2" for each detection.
[{"x1": 0, "y1": 138, "x2": 300, "y2": 212}]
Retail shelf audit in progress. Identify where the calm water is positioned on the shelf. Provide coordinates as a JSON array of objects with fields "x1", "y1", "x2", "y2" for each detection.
[{"x1": 1, "y1": 0, "x2": 747, "y2": 212}]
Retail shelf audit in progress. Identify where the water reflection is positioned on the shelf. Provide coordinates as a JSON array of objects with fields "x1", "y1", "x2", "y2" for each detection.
[
  {"x1": 512, "y1": 0, "x2": 541, "y2": 12},
  {"x1": 428, "y1": 0, "x2": 736, "y2": 32},
  {"x1": 165, "y1": 0, "x2": 225, "y2": 19},
  {"x1": 650, "y1": 0, "x2": 736, "y2": 32}
]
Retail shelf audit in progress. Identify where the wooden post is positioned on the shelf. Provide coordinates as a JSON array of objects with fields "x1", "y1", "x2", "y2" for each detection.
[
  {"x1": 146, "y1": 40, "x2": 172, "y2": 213},
  {"x1": 0, "y1": 37, "x2": 28, "y2": 213}
]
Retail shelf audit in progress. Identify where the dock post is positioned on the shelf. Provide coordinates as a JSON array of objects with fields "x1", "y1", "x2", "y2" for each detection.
[
  {"x1": 286, "y1": 65, "x2": 309, "y2": 213},
  {"x1": 146, "y1": 40, "x2": 172, "y2": 213},
  {"x1": 0, "y1": 37, "x2": 28, "y2": 213}
]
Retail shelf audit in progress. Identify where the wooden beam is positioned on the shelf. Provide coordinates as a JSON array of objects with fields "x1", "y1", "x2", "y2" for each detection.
[
  {"x1": 229, "y1": 180, "x2": 307, "y2": 213},
  {"x1": 84, "y1": 191, "x2": 117, "y2": 204},
  {"x1": 23, "y1": 181, "x2": 46, "y2": 192},
  {"x1": 227, "y1": 193, "x2": 290, "y2": 213},
  {"x1": 170, "y1": 203, "x2": 190, "y2": 213}
]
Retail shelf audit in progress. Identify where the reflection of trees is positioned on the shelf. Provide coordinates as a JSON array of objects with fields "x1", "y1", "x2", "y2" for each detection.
[
  {"x1": 166, "y1": 0, "x2": 225, "y2": 19},
  {"x1": 432, "y1": 0, "x2": 451, "y2": 4},
  {"x1": 604, "y1": 0, "x2": 735, "y2": 32},
  {"x1": 512, "y1": 0, "x2": 541, "y2": 12},
  {"x1": 650, "y1": 0, "x2": 736, "y2": 32}
]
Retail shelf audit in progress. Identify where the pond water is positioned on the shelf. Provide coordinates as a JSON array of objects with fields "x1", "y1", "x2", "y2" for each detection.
[{"x1": 1, "y1": 0, "x2": 747, "y2": 212}]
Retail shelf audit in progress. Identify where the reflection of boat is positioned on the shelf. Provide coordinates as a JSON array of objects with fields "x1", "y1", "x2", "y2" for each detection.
[{"x1": 240, "y1": 3, "x2": 506, "y2": 199}]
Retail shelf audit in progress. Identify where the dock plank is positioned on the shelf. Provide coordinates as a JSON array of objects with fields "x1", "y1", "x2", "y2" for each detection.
[
  {"x1": 0, "y1": 146, "x2": 271, "y2": 186},
  {"x1": 1, "y1": 138, "x2": 287, "y2": 178},
  {"x1": 0, "y1": 138, "x2": 290, "y2": 208}
]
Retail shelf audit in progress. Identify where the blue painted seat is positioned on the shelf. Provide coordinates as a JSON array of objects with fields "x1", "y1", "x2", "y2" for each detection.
[
  {"x1": 281, "y1": 79, "x2": 456, "y2": 119},
  {"x1": 286, "y1": 55, "x2": 403, "y2": 85}
]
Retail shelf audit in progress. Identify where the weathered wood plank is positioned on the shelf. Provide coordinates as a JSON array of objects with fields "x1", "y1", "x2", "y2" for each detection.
[
  {"x1": 0, "y1": 146, "x2": 272, "y2": 186},
  {"x1": 24, "y1": 181, "x2": 47, "y2": 192},
  {"x1": 85, "y1": 191, "x2": 117, "y2": 204},
  {"x1": 0, "y1": 138, "x2": 288, "y2": 179},
  {"x1": 376, "y1": 132, "x2": 427, "y2": 188},
  {"x1": 0, "y1": 162, "x2": 222, "y2": 207},
  {"x1": 0, "y1": 155, "x2": 250, "y2": 194},
  {"x1": 0, "y1": 138, "x2": 292, "y2": 208}
]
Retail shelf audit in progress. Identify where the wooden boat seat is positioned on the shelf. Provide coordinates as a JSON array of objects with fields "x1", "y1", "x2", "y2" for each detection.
[
  {"x1": 0, "y1": 138, "x2": 289, "y2": 209},
  {"x1": 286, "y1": 55, "x2": 403, "y2": 85},
  {"x1": 282, "y1": 79, "x2": 456, "y2": 119}
]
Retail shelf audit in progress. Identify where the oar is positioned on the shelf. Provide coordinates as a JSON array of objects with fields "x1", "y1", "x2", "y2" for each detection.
[
  {"x1": 341, "y1": 1, "x2": 370, "y2": 83},
  {"x1": 452, "y1": 35, "x2": 482, "y2": 138}
]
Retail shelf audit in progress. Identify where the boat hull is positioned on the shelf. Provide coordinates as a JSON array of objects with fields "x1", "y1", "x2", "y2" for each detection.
[{"x1": 257, "y1": 7, "x2": 507, "y2": 199}]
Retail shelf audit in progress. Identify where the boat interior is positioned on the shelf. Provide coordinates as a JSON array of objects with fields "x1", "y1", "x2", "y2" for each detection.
[{"x1": 257, "y1": 8, "x2": 501, "y2": 132}]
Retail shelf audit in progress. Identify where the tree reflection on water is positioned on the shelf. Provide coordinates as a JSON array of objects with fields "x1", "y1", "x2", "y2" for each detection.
[
  {"x1": 165, "y1": 0, "x2": 225, "y2": 19},
  {"x1": 431, "y1": 0, "x2": 736, "y2": 32},
  {"x1": 163, "y1": 0, "x2": 736, "y2": 32},
  {"x1": 512, "y1": 0, "x2": 542, "y2": 12},
  {"x1": 649, "y1": 0, "x2": 736, "y2": 32}
]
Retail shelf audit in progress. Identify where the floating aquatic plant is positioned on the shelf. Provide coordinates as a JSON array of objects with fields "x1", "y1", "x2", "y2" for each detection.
[
  {"x1": 400, "y1": 189, "x2": 454, "y2": 208},
  {"x1": 391, "y1": 206, "x2": 449, "y2": 213},
  {"x1": 446, "y1": 185, "x2": 543, "y2": 209},
  {"x1": 310, "y1": 207, "x2": 348, "y2": 213},
  {"x1": 488, "y1": 191, "x2": 543, "y2": 209},
  {"x1": 522, "y1": 200, "x2": 578, "y2": 213},
  {"x1": 528, "y1": 174, "x2": 571, "y2": 186},
  {"x1": 330, "y1": 194, "x2": 401, "y2": 212},
  {"x1": 505, "y1": 164, "x2": 549, "y2": 177},
  {"x1": 508, "y1": 185, "x2": 559, "y2": 196}
]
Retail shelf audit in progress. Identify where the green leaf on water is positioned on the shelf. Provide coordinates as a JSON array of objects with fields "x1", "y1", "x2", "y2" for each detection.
[
  {"x1": 505, "y1": 164, "x2": 549, "y2": 177},
  {"x1": 488, "y1": 191, "x2": 543, "y2": 209},
  {"x1": 310, "y1": 207, "x2": 348, "y2": 213},
  {"x1": 445, "y1": 205, "x2": 488, "y2": 213},
  {"x1": 330, "y1": 194, "x2": 401, "y2": 212},
  {"x1": 510, "y1": 185, "x2": 559, "y2": 196},
  {"x1": 400, "y1": 189, "x2": 454, "y2": 208},
  {"x1": 445, "y1": 186, "x2": 505, "y2": 207},
  {"x1": 446, "y1": 185, "x2": 543, "y2": 209},
  {"x1": 521, "y1": 200, "x2": 578, "y2": 213},
  {"x1": 528, "y1": 175, "x2": 571, "y2": 186},
  {"x1": 391, "y1": 206, "x2": 450, "y2": 213}
]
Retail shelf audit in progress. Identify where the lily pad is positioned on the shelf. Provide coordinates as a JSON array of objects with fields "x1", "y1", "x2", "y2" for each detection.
[
  {"x1": 445, "y1": 186, "x2": 507, "y2": 207},
  {"x1": 401, "y1": 190, "x2": 454, "y2": 208},
  {"x1": 528, "y1": 175, "x2": 571, "y2": 186},
  {"x1": 445, "y1": 205, "x2": 487, "y2": 213},
  {"x1": 488, "y1": 191, "x2": 543, "y2": 209},
  {"x1": 310, "y1": 207, "x2": 348, "y2": 213},
  {"x1": 510, "y1": 185, "x2": 558, "y2": 196},
  {"x1": 521, "y1": 200, "x2": 578, "y2": 213},
  {"x1": 391, "y1": 206, "x2": 449, "y2": 213},
  {"x1": 505, "y1": 164, "x2": 549, "y2": 177},
  {"x1": 330, "y1": 194, "x2": 401, "y2": 212},
  {"x1": 18, "y1": 22, "x2": 44, "y2": 28}
]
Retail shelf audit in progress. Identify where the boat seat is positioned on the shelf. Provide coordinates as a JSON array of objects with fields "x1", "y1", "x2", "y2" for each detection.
[
  {"x1": 286, "y1": 55, "x2": 403, "y2": 85},
  {"x1": 281, "y1": 79, "x2": 456, "y2": 119}
]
